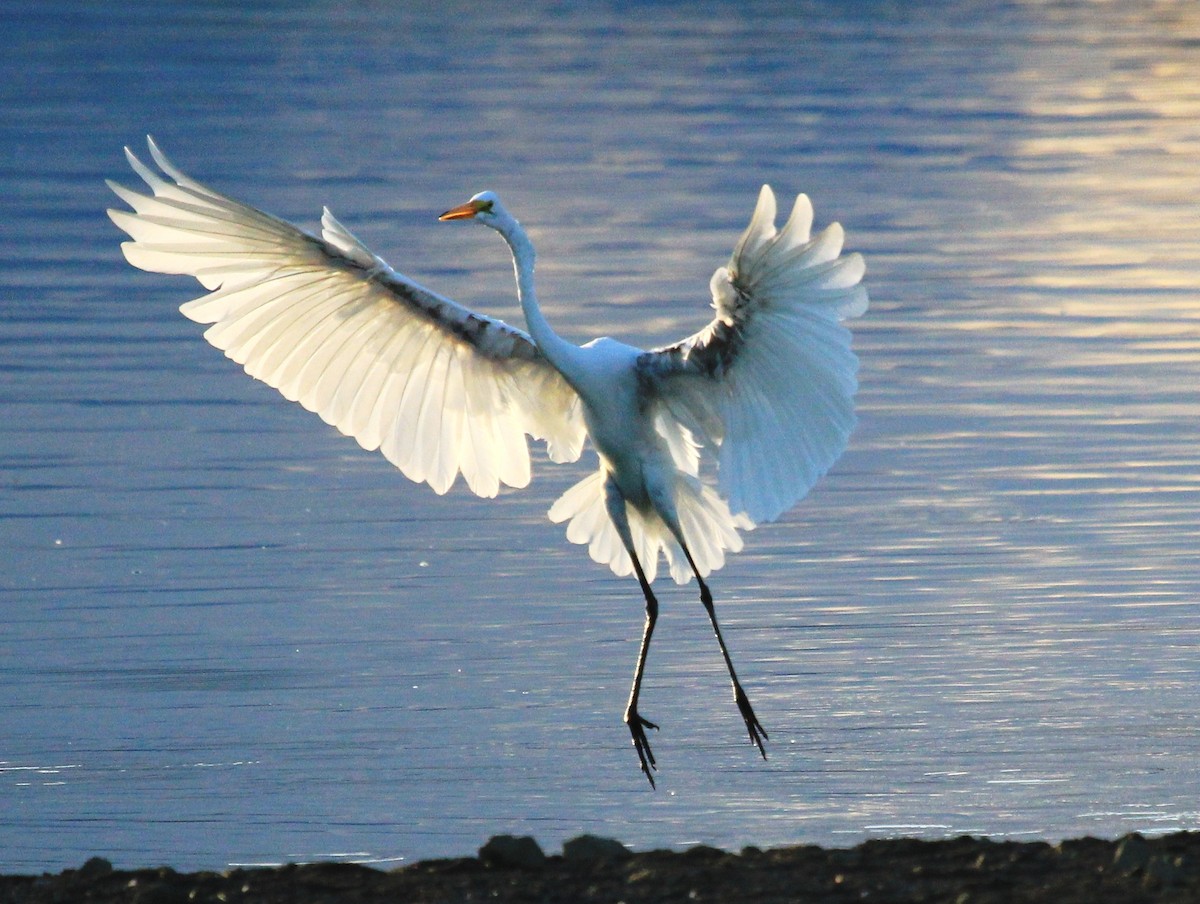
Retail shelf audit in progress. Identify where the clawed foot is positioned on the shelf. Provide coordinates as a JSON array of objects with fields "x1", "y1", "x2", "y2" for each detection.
[
  {"x1": 735, "y1": 684, "x2": 768, "y2": 759},
  {"x1": 625, "y1": 710, "x2": 659, "y2": 787}
]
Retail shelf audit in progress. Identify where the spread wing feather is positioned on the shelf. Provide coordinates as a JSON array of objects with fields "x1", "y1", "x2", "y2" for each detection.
[
  {"x1": 639, "y1": 185, "x2": 868, "y2": 524},
  {"x1": 107, "y1": 138, "x2": 585, "y2": 498}
]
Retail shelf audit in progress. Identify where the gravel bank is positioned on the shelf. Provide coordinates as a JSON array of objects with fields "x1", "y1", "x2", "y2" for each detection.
[{"x1": 3, "y1": 831, "x2": 1199, "y2": 903}]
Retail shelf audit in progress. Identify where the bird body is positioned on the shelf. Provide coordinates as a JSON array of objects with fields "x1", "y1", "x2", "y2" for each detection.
[
  {"x1": 108, "y1": 139, "x2": 868, "y2": 785},
  {"x1": 567, "y1": 340, "x2": 651, "y2": 492}
]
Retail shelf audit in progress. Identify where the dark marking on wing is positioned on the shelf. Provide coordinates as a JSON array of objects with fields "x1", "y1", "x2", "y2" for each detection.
[
  {"x1": 314, "y1": 234, "x2": 543, "y2": 365},
  {"x1": 637, "y1": 288, "x2": 751, "y2": 384}
]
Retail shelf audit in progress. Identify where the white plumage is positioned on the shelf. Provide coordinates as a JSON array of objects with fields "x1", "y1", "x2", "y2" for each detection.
[
  {"x1": 108, "y1": 139, "x2": 867, "y2": 785},
  {"x1": 107, "y1": 142, "x2": 583, "y2": 499}
]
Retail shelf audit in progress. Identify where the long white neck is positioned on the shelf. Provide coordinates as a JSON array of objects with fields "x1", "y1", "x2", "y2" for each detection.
[{"x1": 496, "y1": 216, "x2": 580, "y2": 374}]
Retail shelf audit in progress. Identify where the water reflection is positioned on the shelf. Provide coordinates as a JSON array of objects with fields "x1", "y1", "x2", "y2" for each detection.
[{"x1": 2, "y1": 0, "x2": 1199, "y2": 875}]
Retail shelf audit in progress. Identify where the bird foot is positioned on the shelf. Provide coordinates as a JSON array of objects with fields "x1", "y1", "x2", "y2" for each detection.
[
  {"x1": 734, "y1": 684, "x2": 768, "y2": 759},
  {"x1": 625, "y1": 710, "x2": 659, "y2": 787}
]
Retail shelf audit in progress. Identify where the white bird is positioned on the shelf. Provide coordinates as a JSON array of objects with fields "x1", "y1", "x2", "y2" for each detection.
[{"x1": 107, "y1": 138, "x2": 868, "y2": 786}]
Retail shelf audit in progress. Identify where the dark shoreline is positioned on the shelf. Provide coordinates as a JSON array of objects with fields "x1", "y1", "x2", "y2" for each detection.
[{"x1": 4, "y1": 831, "x2": 1199, "y2": 903}]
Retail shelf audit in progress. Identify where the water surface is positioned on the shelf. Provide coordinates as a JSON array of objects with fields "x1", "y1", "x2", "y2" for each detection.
[{"x1": 3, "y1": 0, "x2": 1199, "y2": 872}]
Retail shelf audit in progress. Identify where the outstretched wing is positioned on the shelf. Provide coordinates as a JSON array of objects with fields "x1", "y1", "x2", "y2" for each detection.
[
  {"x1": 107, "y1": 138, "x2": 585, "y2": 497},
  {"x1": 638, "y1": 185, "x2": 868, "y2": 524}
]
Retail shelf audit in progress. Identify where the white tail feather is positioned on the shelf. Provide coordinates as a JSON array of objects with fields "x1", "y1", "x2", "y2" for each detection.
[{"x1": 548, "y1": 469, "x2": 753, "y2": 584}]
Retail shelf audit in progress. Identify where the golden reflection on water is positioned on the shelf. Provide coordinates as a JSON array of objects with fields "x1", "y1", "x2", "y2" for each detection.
[
  {"x1": 1004, "y1": 5, "x2": 1200, "y2": 298},
  {"x1": 839, "y1": 8, "x2": 1200, "y2": 748}
]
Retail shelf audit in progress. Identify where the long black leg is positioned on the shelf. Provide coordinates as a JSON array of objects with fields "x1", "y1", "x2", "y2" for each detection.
[
  {"x1": 605, "y1": 478, "x2": 661, "y2": 787},
  {"x1": 681, "y1": 547, "x2": 768, "y2": 759},
  {"x1": 624, "y1": 551, "x2": 660, "y2": 787}
]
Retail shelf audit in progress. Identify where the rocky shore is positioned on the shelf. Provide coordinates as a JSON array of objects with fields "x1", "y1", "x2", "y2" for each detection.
[{"x1": 3, "y1": 831, "x2": 1199, "y2": 903}]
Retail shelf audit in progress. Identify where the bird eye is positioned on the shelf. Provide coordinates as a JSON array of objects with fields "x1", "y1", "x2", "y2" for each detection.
[{"x1": 476, "y1": 200, "x2": 495, "y2": 214}]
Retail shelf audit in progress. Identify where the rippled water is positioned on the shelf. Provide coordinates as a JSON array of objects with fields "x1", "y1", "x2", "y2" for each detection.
[{"x1": 3, "y1": 0, "x2": 1199, "y2": 873}]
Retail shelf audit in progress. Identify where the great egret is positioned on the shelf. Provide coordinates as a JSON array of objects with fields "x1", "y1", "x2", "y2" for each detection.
[{"x1": 107, "y1": 138, "x2": 868, "y2": 786}]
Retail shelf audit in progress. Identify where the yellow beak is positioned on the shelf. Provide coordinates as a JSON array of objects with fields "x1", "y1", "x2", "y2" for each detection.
[{"x1": 438, "y1": 200, "x2": 480, "y2": 221}]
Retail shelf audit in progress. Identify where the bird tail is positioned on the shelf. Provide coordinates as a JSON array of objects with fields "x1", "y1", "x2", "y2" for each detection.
[{"x1": 548, "y1": 470, "x2": 753, "y2": 585}]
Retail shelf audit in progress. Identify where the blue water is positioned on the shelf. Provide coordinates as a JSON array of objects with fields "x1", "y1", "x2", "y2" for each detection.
[{"x1": 4, "y1": 0, "x2": 1200, "y2": 873}]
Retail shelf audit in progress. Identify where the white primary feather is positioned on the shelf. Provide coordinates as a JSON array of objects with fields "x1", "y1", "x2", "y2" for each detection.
[
  {"x1": 107, "y1": 138, "x2": 585, "y2": 499},
  {"x1": 640, "y1": 184, "x2": 868, "y2": 527}
]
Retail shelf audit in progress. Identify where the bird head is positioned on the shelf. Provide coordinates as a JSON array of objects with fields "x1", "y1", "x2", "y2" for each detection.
[{"x1": 439, "y1": 191, "x2": 506, "y2": 226}]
